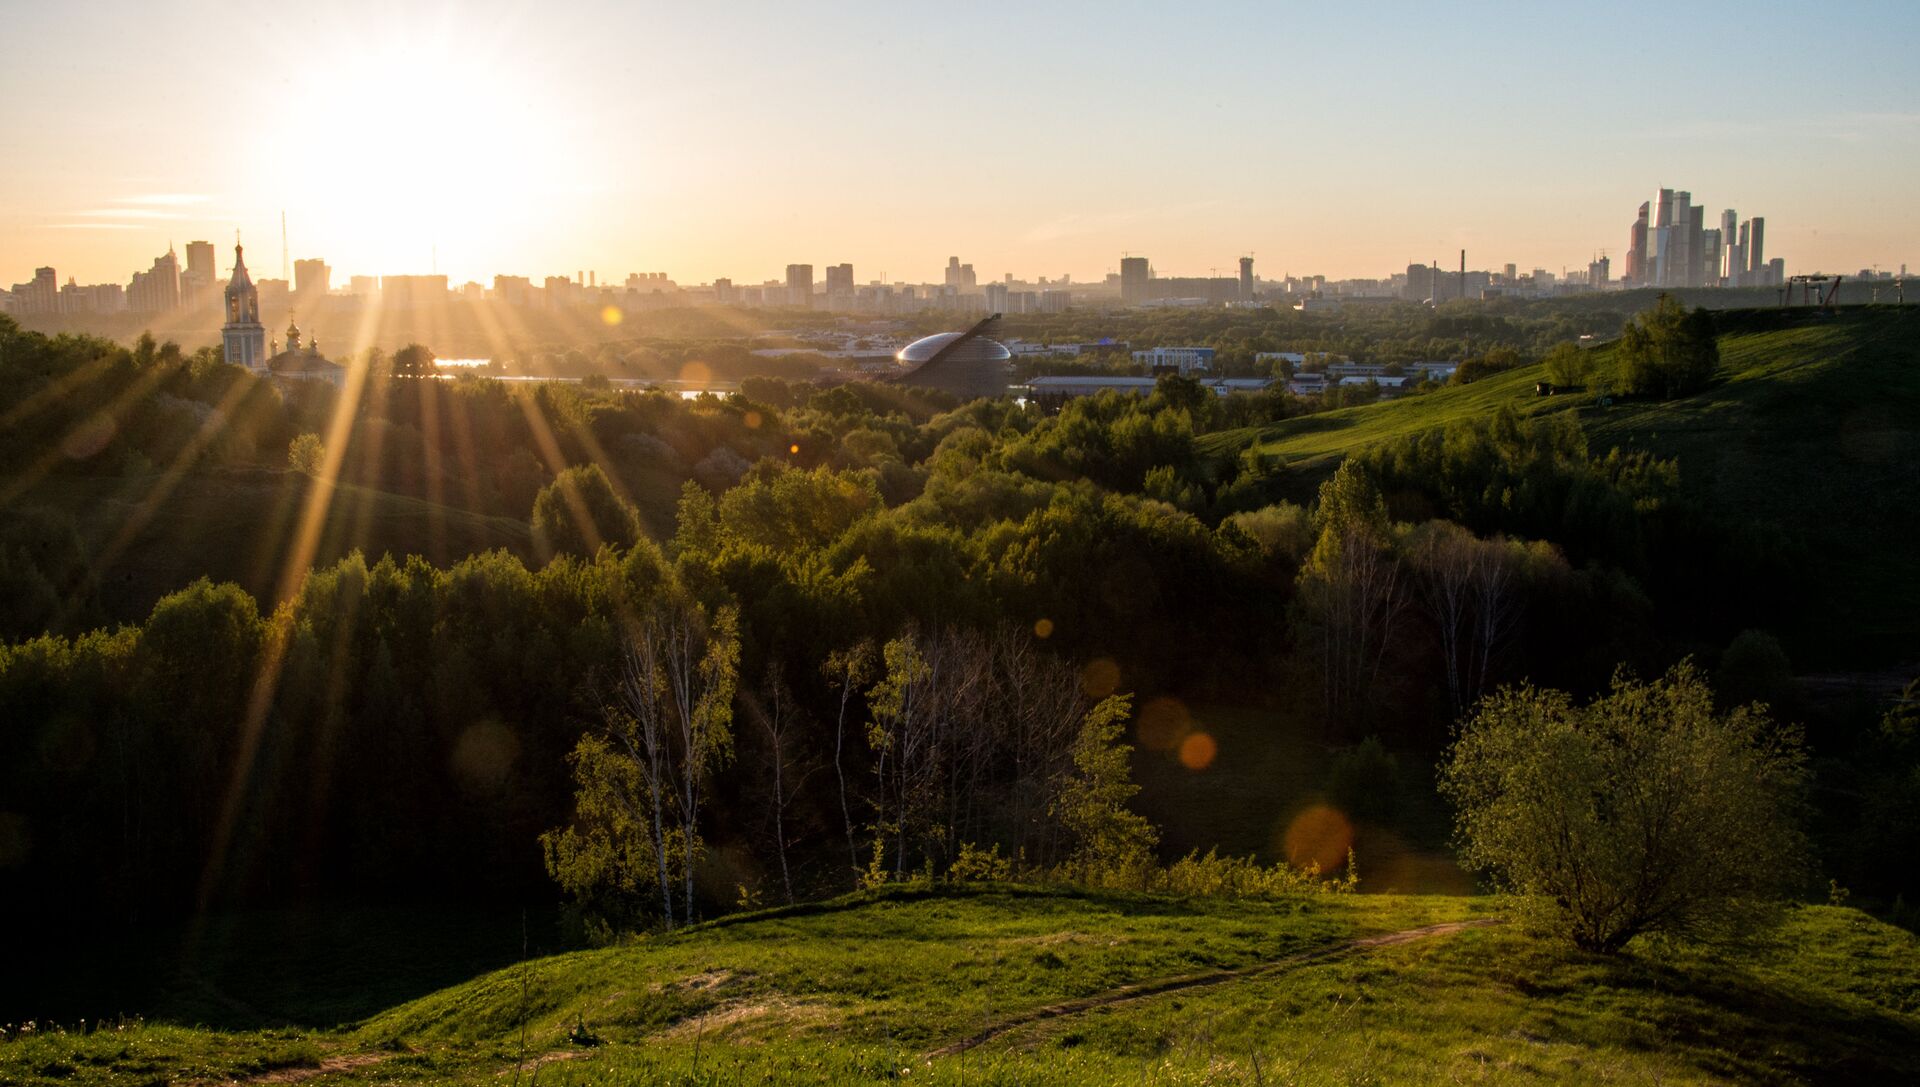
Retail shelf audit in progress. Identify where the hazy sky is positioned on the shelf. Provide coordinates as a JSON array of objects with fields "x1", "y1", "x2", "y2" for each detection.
[{"x1": 5, "y1": 1, "x2": 1917, "y2": 288}]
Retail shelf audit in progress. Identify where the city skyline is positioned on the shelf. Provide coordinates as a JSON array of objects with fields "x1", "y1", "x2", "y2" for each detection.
[{"x1": 4, "y1": 1, "x2": 1918, "y2": 286}]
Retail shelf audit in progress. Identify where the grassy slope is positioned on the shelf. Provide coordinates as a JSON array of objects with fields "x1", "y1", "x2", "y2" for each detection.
[
  {"x1": 6, "y1": 887, "x2": 1916, "y2": 1085},
  {"x1": 1202, "y1": 306, "x2": 1920, "y2": 659}
]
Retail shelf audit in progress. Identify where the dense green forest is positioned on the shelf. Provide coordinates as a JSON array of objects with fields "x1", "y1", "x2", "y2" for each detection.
[{"x1": 3, "y1": 302, "x2": 1917, "y2": 1023}]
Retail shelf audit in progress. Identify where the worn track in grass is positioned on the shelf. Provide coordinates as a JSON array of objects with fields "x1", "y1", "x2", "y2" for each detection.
[{"x1": 926, "y1": 917, "x2": 1504, "y2": 1059}]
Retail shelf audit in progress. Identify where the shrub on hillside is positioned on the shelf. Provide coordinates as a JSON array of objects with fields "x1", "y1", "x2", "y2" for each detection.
[
  {"x1": 1613, "y1": 294, "x2": 1719, "y2": 398},
  {"x1": 530, "y1": 463, "x2": 642, "y2": 561},
  {"x1": 287, "y1": 432, "x2": 324, "y2": 475},
  {"x1": 1440, "y1": 662, "x2": 1810, "y2": 952}
]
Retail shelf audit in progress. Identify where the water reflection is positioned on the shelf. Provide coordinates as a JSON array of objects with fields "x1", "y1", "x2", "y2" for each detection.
[{"x1": 427, "y1": 362, "x2": 734, "y2": 400}]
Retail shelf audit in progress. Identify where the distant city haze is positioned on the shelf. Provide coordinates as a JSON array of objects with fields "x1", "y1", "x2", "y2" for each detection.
[{"x1": 4, "y1": 0, "x2": 1917, "y2": 286}]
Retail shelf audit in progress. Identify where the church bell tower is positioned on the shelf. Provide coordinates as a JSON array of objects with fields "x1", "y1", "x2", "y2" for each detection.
[{"x1": 222, "y1": 243, "x2": 267, "y2": 370}]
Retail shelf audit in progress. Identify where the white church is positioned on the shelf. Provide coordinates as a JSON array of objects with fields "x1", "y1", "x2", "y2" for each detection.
[{"x1": 222, "y1": 243, "x2": 345, "y2": 386}]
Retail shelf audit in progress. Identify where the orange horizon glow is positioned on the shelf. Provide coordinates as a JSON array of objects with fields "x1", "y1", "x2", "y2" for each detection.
[{"x1": 5, "y1": 4, "x2": 1918, "y2": 289}]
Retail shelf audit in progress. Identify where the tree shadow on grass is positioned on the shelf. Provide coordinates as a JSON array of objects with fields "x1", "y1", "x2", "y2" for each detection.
[
  {"x1": 1534, "y1": 939, "x2": 1920, "y2": 1086},
  {"x1": 9, "y1": 903, "x2": 555, "y2": 1031},
  {"x1": 1268, "y1": 413, "x2": 1361, "y2": 439}
]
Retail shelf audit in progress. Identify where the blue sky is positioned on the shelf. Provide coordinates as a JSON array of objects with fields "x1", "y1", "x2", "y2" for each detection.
[{"x1": 4, "y1": 0, "x2": 1916, "y2": 285}]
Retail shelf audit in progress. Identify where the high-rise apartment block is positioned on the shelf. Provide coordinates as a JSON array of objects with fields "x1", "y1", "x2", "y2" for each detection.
[
  {"x1": 294, "y1": 258, "x2": 331, "y2": 295},
  {"x1": 1119, "y1": 256, "x2": 1150, "y2": 305},
  {"x1": 128, "y1": 247, "x2": 181, "y2": 313},
  {"x1": 785, "y1": 263, "x2": 813, "y2": 306},
  {"x1": 8, "y1": 267, "x2": 59, "y2": 315},
  {"x1": 182, "y1": 240, "x2": 216, "y2": 307},
  {"x1": 943, "y1": 256, "x2": 976, "y2": 291}
]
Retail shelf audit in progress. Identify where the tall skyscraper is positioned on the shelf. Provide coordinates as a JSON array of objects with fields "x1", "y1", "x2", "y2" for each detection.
[
  {"x1": 1652, "y1": 189, "x2": 1694, "y2": 288},
  {"x1": 1119, "y1": 256, "x2": 1150, "y2": 305},
  {"x1": 1747, "y1": 217, "x2": 1766, "y2": 279},
  {"x1": 294, "y1": 258, "x2": 331, "y2": 295},
  {"x1": 181, "y1": 240, "x2": 216, "y2": 306},
  {"x1": 785, "y1": 263, "x2": 813, "y2": 306},
  {"x1": 1719, "y1": 210, "x2": 1738, "y2": 284},
  {"x1": 824, "y1": 263, "x2": 853, "y2": 295},
  {"x1": 184, "y1": 240, "x2": 214, "y2": 278},
  {"x1": 942, "y1": 256, "x2": 976, "y2": 290},
  {"x1": 1649, "y1": 189, "x2": 1692, "y2": 287},
  {"x1": 1732, "y1": 220, "x2": 1751, "y2": 286},
  {"x1": 1686, "y1": 204, "x2": 1705, "y2": 287},
  {"x1": 221, "y1": 245, "x2": 266, "y2": 370},
  {"x1": 1648, "y1": 190, "x2": 1672, "y2": 285},
  {"x1": 1238, "y1": 256, "x2": 1254, "y2": 301},
  {"x1": 1625, "y1": 202, "x2": 1650, "y2": 286}
]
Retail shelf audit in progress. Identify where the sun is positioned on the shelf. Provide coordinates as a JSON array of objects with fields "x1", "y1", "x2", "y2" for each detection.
[{"x1": 258, "y1": 19, "x2": 586, "y2": 278}]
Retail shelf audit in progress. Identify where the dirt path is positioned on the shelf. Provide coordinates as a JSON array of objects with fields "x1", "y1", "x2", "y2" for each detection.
[
  {"x1": 237, "y1": 1053, "x2": 390, "y2": 1084},
  {"x1": 925, "y1": 918, "x2": 1502, "y2": 1060}
]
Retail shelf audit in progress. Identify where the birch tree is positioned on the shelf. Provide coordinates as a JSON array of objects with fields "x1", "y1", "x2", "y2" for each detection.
[{"x1": 1296, "y1": 461, "x2": 1405, "y2": 739}]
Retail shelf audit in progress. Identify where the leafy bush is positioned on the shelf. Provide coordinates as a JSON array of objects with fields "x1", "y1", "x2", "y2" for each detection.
[
  {"x1": 530, "y1": 463, "x2": 642, "y2": 561},
  {"x1": 287, "y1": 432, "x2": 324, "y2": 475},
  {"x1": 947, "y1": 842, "x2": 1016, "y2": 883},
  {"x1": 1612, "y1": 294, "x2": 1719, "y2": 398},
  {"x1": 1149, "y1": 848, "x2": 1356, "y2": 899},
  {"x1": 1440, "y1": 662, "x2": 1811, "y2": 952},
  {"x1": 1541, "y1": 342, "x2": 1591, "y2": 388}
]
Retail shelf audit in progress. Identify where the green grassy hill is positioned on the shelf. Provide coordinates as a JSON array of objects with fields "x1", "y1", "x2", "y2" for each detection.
[
  {"x1": 1204, "y1": 306, "x2": 1920, "y2": 661},
  {"x1": 7, "y1": 886, "x2": 1917, "y2": 1085}
]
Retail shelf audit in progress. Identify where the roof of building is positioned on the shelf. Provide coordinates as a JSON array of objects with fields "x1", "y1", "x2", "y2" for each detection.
[
  {"x1": 1028, "y1": 376, "x2": 1159, "y2": 389},
  {"x1": 267, "y1": 348, "x2": 344, "y2": 375},
  {"x1": 226, "y1": 244, "x2": 253, "y2": 295},
  {"x1": 892, "y1": 320, "x2": 1013, "y2": 400},
  {"x1": 1026, "y1": 375, "x2": 1275, "y2": 397},
  {"x1": 896, "y1": 331, "x2": 1013, "y2": 365}
]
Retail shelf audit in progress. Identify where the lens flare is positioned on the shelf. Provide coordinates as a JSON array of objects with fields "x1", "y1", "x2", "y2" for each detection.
[
  {"x1": 1080, "y1": 658, "x2": 1121, "y2": 698},
  {"x1": 1177, "y1": 731, "x2": 1218, "y2": 770},
  {"x1": 1033, "y1": 617, "x2": 1055, "y2": 639},
  {"x1": 600, "y1": 305, "x2": 623, "y2": 326},
  {"x1": 452, "y1": 720, "x2": 520, "y2": 793},
  {"x1": 1282, "y1": 804, "x2": 1354, "y2": 874},
  {"x1": 1136, "y1": 697, "x2": 1192, "y2": 752}
]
